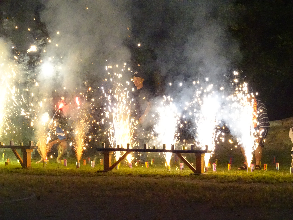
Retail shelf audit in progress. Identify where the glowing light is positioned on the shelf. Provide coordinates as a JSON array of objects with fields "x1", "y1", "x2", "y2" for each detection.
[
  {"x1": 27, "y1": 45, "x2": 37, "y2": 53},
  {"x1": 75, "y1": 97, "x2": 80, "y2": 106},
  {"x1": 41, "y1": 112, "x2": 50, "y2": 124},
  {"x1": 58, "y1": 102, "x2": 64, "y2": 109},
  {"x1": 41, "y1": 61, "x2": 54, "y2": 77}
]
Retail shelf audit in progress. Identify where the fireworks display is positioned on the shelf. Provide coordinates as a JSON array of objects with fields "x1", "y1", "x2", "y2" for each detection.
[
  {"x1": 0, "y1": 36, "x2": 260, "y2": 168},
  {"x1": 0, "y1": 1, "x2": 263, "y2": 170}
]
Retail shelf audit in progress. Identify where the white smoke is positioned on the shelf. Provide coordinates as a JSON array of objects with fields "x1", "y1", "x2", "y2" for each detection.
[{"x1": 40, "y1": 0, "x2": 131, "y2": 92}]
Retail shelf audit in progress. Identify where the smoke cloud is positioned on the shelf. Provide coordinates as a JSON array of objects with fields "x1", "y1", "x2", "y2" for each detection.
[{"x1": 40, "y1": 0, "x2": 131, "y2": 92}]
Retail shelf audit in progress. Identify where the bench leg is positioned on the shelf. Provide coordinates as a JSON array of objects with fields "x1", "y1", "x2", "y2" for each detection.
[
  {"x1": 175, "y1": 153, "x2": 197, "y2": 173},
  {"x1": 195, "y1": 153, "x2": 205, "y2": 174},
  {"x1": 22, "y1": 149, "x2": 34, "y2": 168},
  {"x1": 103, "y1": 151, "x2": 113, "y2": 171},
  {"x1": 109, "y1": 152, "x2": 131, "y2": 171},
  {"x1": 11, "y1": 149, "x2": 24, "y2": 167}
]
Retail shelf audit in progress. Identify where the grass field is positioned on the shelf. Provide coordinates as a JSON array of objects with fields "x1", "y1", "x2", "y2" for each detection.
[{"x1": 0, "y1": 118, "x2": 293, "y2": 219}]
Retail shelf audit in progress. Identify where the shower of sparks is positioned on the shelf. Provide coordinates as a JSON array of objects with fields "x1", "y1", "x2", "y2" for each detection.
[
  {"x1": 0, "y1": 50, "x2": 13, "y2": 137},
  {"x1": 74, "y1": 119, "x2": 87, "y2": 162},
  {"x1": 179, "y1": 80, "x2": 222, "y2": 167},
  {"x1": 154, "y1": 96, "x2": 179, "y2": 167},
  {"x1": 0, "y1": 40, "x2": 36, "y2": 144},
  {"x1": 36, "y1": 124, "x2": 50, "y2": 161},
  {"x1": 224, "y1": 81, "x2": 257, "y2": 167},
  {"x1": 69, "y1": 96, "x2": 90, "y2": 162},
  {"x1": 101, "y1": 63, "x2": 136, "y2": 163},
  {"x1": 196, "y1": 94, "x2": 221, "y2": 166}
]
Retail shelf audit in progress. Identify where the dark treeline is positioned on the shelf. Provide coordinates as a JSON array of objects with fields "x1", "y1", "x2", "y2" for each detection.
[{"x1": 231, "y1": 0, "x2": 293, "y2": 120}]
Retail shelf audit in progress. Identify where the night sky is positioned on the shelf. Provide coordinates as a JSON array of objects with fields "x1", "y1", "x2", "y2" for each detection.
[{"x1": 0, "y1": 0, "x2": 292, "y2": 121}]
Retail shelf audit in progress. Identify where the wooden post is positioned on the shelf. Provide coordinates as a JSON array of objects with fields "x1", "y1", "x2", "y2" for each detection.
[
  {"x1": 195, "y1": 153, "x2": 205, "y2": 174},
  {"x1": 22, "y1": 149, "x2": 34, "y2": 168},
  {"x1": 103, "y1": 151, "x2": 113, "y2": 171},
  {"x1": 171, "y1": 144, "x2": 174, "y2": 151}
]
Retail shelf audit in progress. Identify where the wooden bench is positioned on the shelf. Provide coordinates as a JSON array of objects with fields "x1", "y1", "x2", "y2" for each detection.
[
  {"x1": 0, "y1": 141, "x2": 37, "y2": 168},
  {"x1": 96, "y1": 144, "x2": 208, "y2": 174}
]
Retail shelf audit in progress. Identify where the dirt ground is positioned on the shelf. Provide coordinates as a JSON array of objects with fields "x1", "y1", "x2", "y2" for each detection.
[
  {"x1": 0, "y1": 174, "x2": 292, "y2": 220},
  {"x1": 1, "y1": 196, "x2": 291, "y2": 220}
]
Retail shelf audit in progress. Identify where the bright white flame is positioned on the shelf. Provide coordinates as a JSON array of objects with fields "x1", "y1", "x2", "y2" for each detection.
[
  {"x1": 155, "y1": 97, "x2": 179, "y2": 167},
  {"x1": 41, "y1": 62, "x2": 54, "y2": 77},
  {"x1": 196, "y1": 95, "x2": 220, "y2": 166},
  {"x1": 27, "y1": 45, "x2": 37, "y2": 53},
  {"x1": 41, "y1": 112, "x2": 50, "y2": 124},
  {"x1": 222, "y1": 81, "x2": 257, "y2": 167}
]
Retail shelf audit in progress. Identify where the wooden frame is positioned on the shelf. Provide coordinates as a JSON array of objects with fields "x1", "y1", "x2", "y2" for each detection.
[
  {"x1": 97, "y1": 144, "x2": 208, "y2": 174},
  {"x1": 0, "y1": 141, "x2": 37, "y2": 168}
]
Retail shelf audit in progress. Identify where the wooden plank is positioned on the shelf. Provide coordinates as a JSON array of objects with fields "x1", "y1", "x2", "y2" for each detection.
[
  {"x1": 175, "y1": 153, "x2": 197, "y2": 173},
  {"x1": 11, "y1": 148, "x2": 24, "y2": 167},
  {"x1": 96, "y1": 148, "x2": 209, "y2": 154},
  {"x1": 108, "y1": 151, "x2": 131, "y2": 171}
]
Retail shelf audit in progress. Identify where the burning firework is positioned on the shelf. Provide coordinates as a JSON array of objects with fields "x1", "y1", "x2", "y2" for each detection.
[
  {"x1": 70, "y1": 96, "x2": 90, "y2": 163},
  {"x1": 224, "y1": 82, "x2": 257, "y2": 167},
  {"x1": 177, "y1": 80, "x2": 222, "y2": 167},
  {"x1": 196, "y1": 93, "x2": 221, "y2": 166},
  {"x1": 0, "y1": 41, "x2": 15, "y2": 138},
  {"x1": 101, "y1": 63, "x2": 136, "y2": 163},
  {"x1": 154, "y1": 96, "x2": 179, "y2": 168},
  {"x1": 35, "y1": 112, "x2": 51, "y2": 162},
  {"x1": 74, "y1": 119, "x2": 87, "y2": 163}
]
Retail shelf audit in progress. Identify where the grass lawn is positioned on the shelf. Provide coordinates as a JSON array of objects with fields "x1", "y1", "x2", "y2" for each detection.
[
  {"x1": 1, "y1": 163, "x2": 293, "y2": 219},
  {"x1": 0, "y1": 117, "x2": 293, "y2": 219}
]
